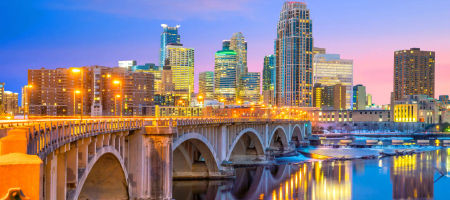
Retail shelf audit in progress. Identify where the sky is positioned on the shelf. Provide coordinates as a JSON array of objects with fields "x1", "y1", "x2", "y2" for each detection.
[{"x1": 1, "y1": 0, "x2": 450, "y2": 105}]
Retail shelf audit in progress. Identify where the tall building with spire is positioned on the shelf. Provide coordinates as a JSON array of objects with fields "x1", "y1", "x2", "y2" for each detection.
[
  {"x1": 275, "y1": 1, "x2": 313, "y2": 107},
  {"x1": 160, "y1": 24, "x2": 181, "y2": 67},
  {"x1": 222, "y1": 32, "x2": 248, "y2": 101},
  {"x1": 230, "y1": 32, "x2": 248, "y2": 79}
]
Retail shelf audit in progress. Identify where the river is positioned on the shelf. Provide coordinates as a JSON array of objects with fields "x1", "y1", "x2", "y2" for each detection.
[{"x1": 173, "y1": 148, "x2": 450, "y2": 200}]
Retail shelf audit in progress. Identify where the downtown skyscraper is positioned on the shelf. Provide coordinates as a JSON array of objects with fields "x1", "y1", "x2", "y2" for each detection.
[
  {"x1": 160, "y1": 24, "x2": 181, "y2": 67},
  {"x1": 393, "y1": 48, "x2": 435, "y2": 100},
  {"x1": 275, "y1": 1, "x2": 313, "y2": 107},
  {"x1": 262, "y1": 54, "x2": 276, "y2": 105},
  {"x1": 223, "y1": 33, "x2": 248, "y2": 101},
  {"x1": 214, "y1": 47, "x2": 238, "y2": 104}
]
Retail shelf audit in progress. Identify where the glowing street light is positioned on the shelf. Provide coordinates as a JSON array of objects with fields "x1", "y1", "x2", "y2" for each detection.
[
  {"x1": 73, "y1": 90, "x2": 81, "y2": 116},
  {"x1": 113, "y1": 80, "x2": 123, "y2": 118},
  {"x1": 71, "y1": 68, "x2": 84, "y2": 121},
  {"x1": 24, "y1": 84, "x2": 33, "y2": 119},
  {"x1": 114, "y1": 94, "x2": 121, "y2": 116}
]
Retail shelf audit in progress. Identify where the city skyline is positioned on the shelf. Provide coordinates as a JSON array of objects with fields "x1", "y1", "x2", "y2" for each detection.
[{"x1": 2, "y1": 0, "x2": 450, "y2": 105}]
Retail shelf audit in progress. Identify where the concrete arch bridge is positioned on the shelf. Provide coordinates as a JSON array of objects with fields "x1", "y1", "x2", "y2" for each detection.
[{"x1": 0, "y1": 118, "x2": 311, "y2": 200}]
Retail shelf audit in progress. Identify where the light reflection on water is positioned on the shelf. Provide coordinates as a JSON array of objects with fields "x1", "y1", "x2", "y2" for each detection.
[{"x1": 173, "y1": 149, "x2": 450, "y2": 200}]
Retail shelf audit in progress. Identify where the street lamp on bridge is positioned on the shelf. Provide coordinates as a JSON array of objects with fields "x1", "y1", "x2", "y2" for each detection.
[
  {"x1": 113, "y1": 80, "x2": 123, "y2": 118},
  {"x1": 71, "y1": 68, "x2": 84, "y2": 121},
  {"x1": 24, "y1": 84, "x2": 33, "y2": 119},
  {"x1": 73, "y1": 90, "x2": 81, "y2": 116}
]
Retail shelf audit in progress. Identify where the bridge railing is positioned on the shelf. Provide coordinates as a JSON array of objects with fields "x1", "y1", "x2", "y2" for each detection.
[
  {"x1": 26, "y1": 119, "x2": 143, "y2": 159},
  {"x1": 14, "y1": 117, "x2": 308, "y2": 159}
]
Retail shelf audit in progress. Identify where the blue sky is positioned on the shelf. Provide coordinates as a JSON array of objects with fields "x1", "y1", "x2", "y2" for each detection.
[{"x1": 2, "y1": 0, "x2": 450, "y2": 104}]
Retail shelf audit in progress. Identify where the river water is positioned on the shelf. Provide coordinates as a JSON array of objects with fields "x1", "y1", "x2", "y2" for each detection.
[{"x1": 173, "y1": 148, "x2": 450, "y2": 200}]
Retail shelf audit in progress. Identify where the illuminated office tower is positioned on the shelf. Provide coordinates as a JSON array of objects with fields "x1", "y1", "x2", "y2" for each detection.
[
  {"x1": 199, "y1": 71, "x2": 214, "y2": 100},
  {"x1": 313, "y1": 54, "x2": 353, "y2": 109},
  {"x1": 165, "y1": 44, "x2": 195, "y2": 102},
  {"x1": 3, "y1": 91, "x2": 18, "y2": 115},
  {"x1": 240, "y1": 72, "x2": 261, "y2": 104},
  {"x1": 160, "y1": 24, "x2": 181, "y2": 67},
  {"x1": 393, "y1": 48, "x2": 435, "y2": 100},
  {"x1": 230, "y1": 32, "x2": 248, "y2": 79},
  {"x1": 353, "y1": 84, "x2": 366, "y2": 110},
  {"x1": 275, "y1": 1, "x2": 313, "y2": 107},
  {"x1": 262, "y1": 54, "x2": 276, "y2": 105},
  {"x1": 214, "y1": 49, "x2": 238, "y2": 104},
  {"x1": 223, "y1": 32, "x2": 248, "y2": 100}
]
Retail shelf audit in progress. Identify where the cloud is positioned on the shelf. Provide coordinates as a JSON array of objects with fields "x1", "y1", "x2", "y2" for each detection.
[{"x1": 45, "y1": 0, "x2": 258, "y2": 21}]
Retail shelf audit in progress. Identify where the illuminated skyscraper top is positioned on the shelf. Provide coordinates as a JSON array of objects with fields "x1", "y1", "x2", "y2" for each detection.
[
  {"x1": 230, "y1": 32, "x2": 248, "y2": 78},
  {"x1": 275, "y1": 1, "x2": 313, "y2": 107},
  {"x1": 160, "y1": 24, "x2": 181, "y2": 67}
]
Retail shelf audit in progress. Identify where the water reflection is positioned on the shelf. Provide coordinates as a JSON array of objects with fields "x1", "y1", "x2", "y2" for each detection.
[{"x1": 173, "y1": 149, "x2": 450, "y2": 200}]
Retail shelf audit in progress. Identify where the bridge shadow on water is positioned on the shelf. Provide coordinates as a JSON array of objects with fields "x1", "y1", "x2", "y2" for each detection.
[{"x1": 172, "y1": 148, "x2": 450, "y2": 200}]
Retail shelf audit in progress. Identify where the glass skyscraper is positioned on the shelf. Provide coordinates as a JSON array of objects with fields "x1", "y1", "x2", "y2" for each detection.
[
  {"x1": 214, "y1": 49, "x2": 237, "y2": 103},
  {"x1": 230, "y1": 32, "x2": 248, "y2": 80},
  {"x1": 222, "y1": 32, "x2": 248, "y2": 101},
  {"x1": 263, "y1": 54, "x2": 276, "y2": 105},
  {"x1": 160, "y1": 24, "x2": 181, "y2": 67},
  {"x1": 275, "y1": 2, "x2": 313, "y2": 107},
  {"x1": 199, "y1": 71, "x2": 214, "y2": 100},
  {"x1": 313, "y1": 54, "x2": 353, "y2": 109},
  {"x1": 240, "y1": 72, "x2": 261, "y2": 104}
]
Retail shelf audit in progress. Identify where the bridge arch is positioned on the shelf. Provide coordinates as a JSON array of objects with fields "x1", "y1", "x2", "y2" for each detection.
[
  {"x1": 226, "y1": 128, "x2": 265, "y2": 162},
  {"x1": 74, "y1": 146, "x2": 130, "y2": 200},
  {"x1": 172, "y1": 133, "x2": 220, "y2": 178},
  {"x1": 269, "y1": 126, "x2": 289, "y2": 151},
  {"x1": 291, "y1": 124, "x2": 305, "y2": 147}
]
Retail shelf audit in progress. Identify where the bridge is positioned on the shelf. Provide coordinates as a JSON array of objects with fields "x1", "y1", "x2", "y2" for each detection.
[{"x1": 0, "y1": 118, "x2": 311, "y2": 200}]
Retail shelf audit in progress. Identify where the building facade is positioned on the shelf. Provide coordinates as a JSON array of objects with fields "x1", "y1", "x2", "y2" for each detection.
[
  {"x1": 314, "y1": 54, "x2": 353, "y2": 109},
  {"x1": 393, "y1": 95, "x2": 439, "y2": 124},
  {"x1": 393, "y1": 48, "x2": 435, "y2": 100},
  {"x1": 214, "y1": 50, "x2": 238, "y2": 104},
  {"x1": 313, "y1": 83, "x2": 346, "y2": 110},
  {"x1": 239, "y1": 72, "x2": 261, "y2": 104},
  {"x1": 262, "y1": 54, "x2": 276, "y2": 105},
  {"x1": 275, "y1": 1, "x2": 313, "y2": 107},
  {"x1": 353, "y1": 84, "x2": 367, "y2": 110},
  {"x1": 132, "y1": 63, "x2": 161, "y2": 95},
  {"x1": 160, "y1": 24, "x2": 181, "y2": 67},
  {"x1": 3, "y1": 91, "x2": 19, "y2": 115},
  {"x1": 165, "y1": 44, "x2": 195, "y2": 103},
  {"x1": 199, "y1": 71, "x2": 214, "y2": 100},
  {"x1": 28, "y1": 66, "x2": 154, "y2": 116}
]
